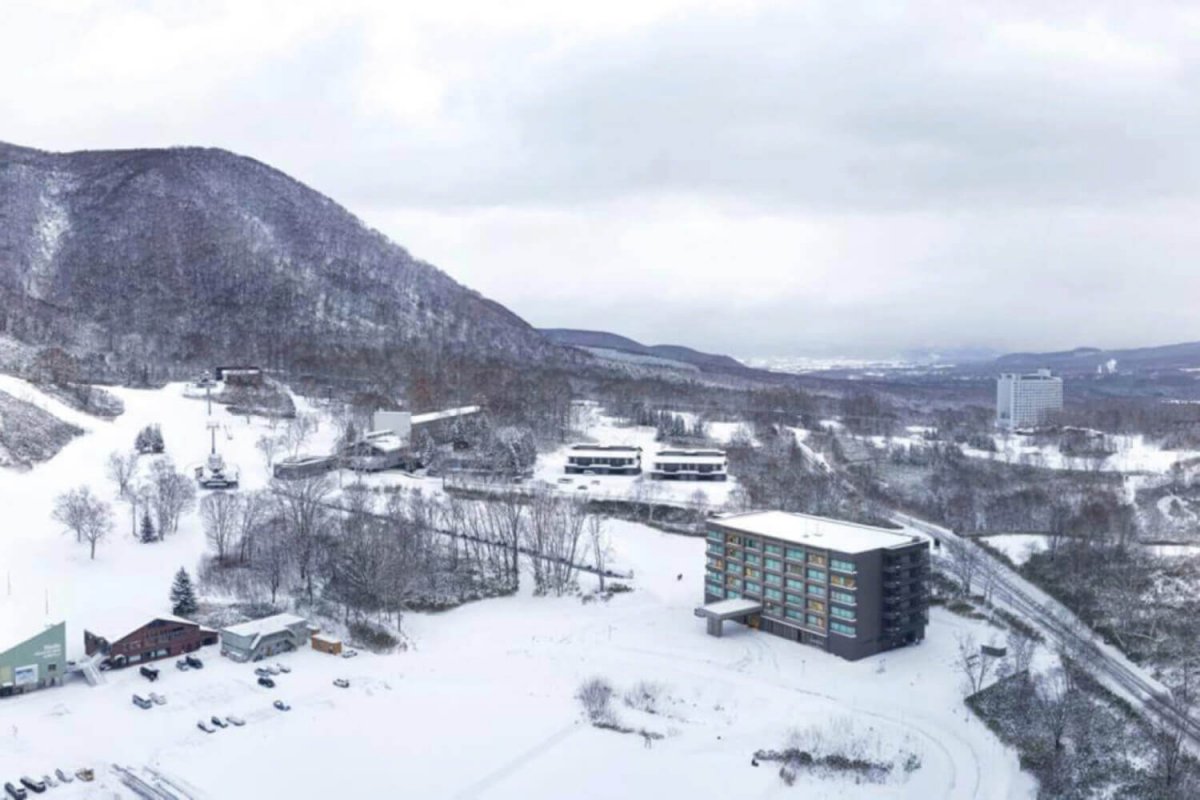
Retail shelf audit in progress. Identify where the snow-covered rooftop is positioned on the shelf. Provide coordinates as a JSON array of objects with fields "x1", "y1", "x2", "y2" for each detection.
[
  {"x1": 712, "y1": 511, "x2": 922, "y2": 554},
  {"x1": 360, "y1": 430, "x2": 408, "y2": 453},
  {"x1": 651, "y1": 449, "x2": 726, "y2": 465},
  {"x1": 569, "y1": 444, "x2": 642, "y2": 455},
  {"x1": 694, "y1": 598, "x2": 762, "y2": 619},
  {"x1": 412, "y1": 405, "x2": 481, "y2": 426},
  {"x1": 220, "y1": 613, "x2": 308, "y2": 639}
]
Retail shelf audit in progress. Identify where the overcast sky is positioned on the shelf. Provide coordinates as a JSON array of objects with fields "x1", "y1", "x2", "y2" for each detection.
[{"x1": 4, "y1": 1, "x2": 1200, "y2": 358}]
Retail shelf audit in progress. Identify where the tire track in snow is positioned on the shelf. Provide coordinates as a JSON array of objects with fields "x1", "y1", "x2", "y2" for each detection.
[{"x1": 452, "y1": 721, "x2": 583, "y2": 800}]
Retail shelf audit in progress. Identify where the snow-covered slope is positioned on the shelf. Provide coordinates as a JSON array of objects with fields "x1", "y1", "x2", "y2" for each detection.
[{"x1": 0, "y1": 384, "x2": 1035, "y2": 799}]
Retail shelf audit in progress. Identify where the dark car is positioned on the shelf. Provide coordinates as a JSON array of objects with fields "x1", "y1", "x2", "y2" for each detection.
[
  {"x1": 257, "y1": 676, "x2": 275, "y2": 688},
  {"x1": 132, "y1": 694, "x2": 153, "y2": 710},
  {"x1": 18, "y1": 777, "x2": 44, "y2": 794},
  {"x1": 273, "y1": 700, "x2": 290, "y2": 711},
  {"x1": 211, "y1": 716, "x2": 227, "y2": 729},
  {"x1": 175, "y1": 659, "x2": 189, "y2": 671},
  {"x1": 185, "y1": 655, "x2": 203, "y2": 669},
  {"x1": 139, "y1": 665, "x2": 159, "y2": 681},
  {"x1": 4, "y1": 782, "x2": 27, "y2": 800}
]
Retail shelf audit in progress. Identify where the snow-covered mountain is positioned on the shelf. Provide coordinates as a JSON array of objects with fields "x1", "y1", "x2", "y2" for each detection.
[{"x1": 0, "y1": 141, "x2": 563, "y2": 378}]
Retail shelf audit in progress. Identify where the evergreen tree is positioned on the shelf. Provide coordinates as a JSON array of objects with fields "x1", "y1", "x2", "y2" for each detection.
[
  {"x1": 170, "y1": 567, "x2": 198, "y2": 617},
  {"x1": 139, "y1": 510, "x2": 156, "y2": 544}
]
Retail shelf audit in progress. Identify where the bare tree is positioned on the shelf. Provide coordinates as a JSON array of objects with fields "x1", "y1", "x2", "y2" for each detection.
[
  {"x1": 954, "y1": 633, "x2": 995, "y2": 695},
  {"x1": 256, "y1": 434, "x2": 283, "y2": 469},
  {"x1": 105, "y1": 451, "x2": 138, "y2": 498},
  {"x1": 201, "y1": 492, "x2": 241, "y2": 564},
  {"x1": 943, "y1": 536, "x2": 982, "y2": 596},
  {"x1": 52, "y1": 486, "x2": 111, "y2": 560},
  {"x1": 271, "y1": 475, "x2": 334, "y2": 602},
  {"x1": 587, "y1": 513, "x2": 610, "y2": 593},
  {"x1": 284, "y1": 413, "x2": 318, "y2": 458},
  {"x1": 254, "y1": 519, "x2": 291, "y2": 604},
  {"x1": 148, "y1": 458, "x2": 197, "y2": 537},
  {"x1": 236, "y1": 490, "x2": 268, "y2": 564}
]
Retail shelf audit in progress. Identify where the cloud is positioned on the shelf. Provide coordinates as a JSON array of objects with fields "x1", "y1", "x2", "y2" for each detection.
[{"x1": 3, "y1": 1, "x2": 1200, "y2": 356}]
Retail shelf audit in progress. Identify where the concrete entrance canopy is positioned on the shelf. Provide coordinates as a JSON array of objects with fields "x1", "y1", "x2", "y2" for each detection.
[{"x1": 694, "y1": 598, "x2": 763, "y2": 637}]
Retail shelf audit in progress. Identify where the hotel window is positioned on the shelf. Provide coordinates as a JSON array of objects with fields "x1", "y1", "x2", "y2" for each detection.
[
  {"x1": 706, "y1": 557, "x2": 723, "y2": 570},
  {"x1": 745, "y1": 538, "x2": 760, "y2": 550},
  {"x1": 764, "y1": 557, "x2": 783, "y2": 572},
  {"x1": 707, "y1": 530, "x2": 724, "y2": 542},
  {"x1": 726, "y1": 548, "x2": 742, "y2": 562},
  {"x1": 727, "y1": 577, "x2": 742, "y2": 589},
  {"x1": 831, "y1": 606, "x2": 856, "y2": 621},
  {"x1": 728, "y1": 535, "x2": 742, "y2": 546},
  {"x1": 830, "y1": 621, "x2": 856, "y2": 637},
  {"x1": 786, "y1": 547, "x2": 805, "y2": 561},
  {"x1": 807, "y1": 584, "x2": 824, "y2": 597},
  {"x1": 744, "y1": 568, "x2": 761, "y2": 580},
  {"x1": 726, "y1": 588, "x2": 742, "y2": 599},
  {"x1": 707, "y1": 543, "x2": 725, "y2": 557},
  {"x1": 785, "y1": 593, "x2": 805, "y2": 606},
  {"x1": 765, "y1": 603, "x2": 783, "y2": 616},
  {"x1": 806, "y1": 614, "x2": 824, "y2": 628},
  {"x1": 764, "y1": 543, "x2": 783, "y2": 556},
  {"x1": 807, "y1": 600, "x2": 825, "y2": 613},
  {"x1": 744, "y1": 581, "x2": 761, "y2": 595},
  {"x1": 706, "y1": 579, "x2": 723, "y2": 594},
  {"x1": 808, "y1": 554, "x2": 827, "y2": 567},
  {"x1": 745, "y1": 554, "x2": 761, "y2": 567},
  {"x1": 830, "y1": 558, "x2": 856, "y2": 574},
  {"x1": 806, "y1": 568, "x2": 826, "y2": 582},
  {"x1": 786, "y1": 578, "x2": 805, "y2": 591},
  {"x1": 764, "y1": 573, "x2": 782, "y2": 586},
  {"x1": 787, "y1": 563, "x2": 806, "y2": 575},
  {"x1": 831, "y1": 590, "x2": 856, "y2": 605},
  {"x1": 764, "y1": 588, "x2": 783, "y2": 601},
  {"x1": 785, "y1": 608, "x2": 804, "y2": 621},
  {"x1": 831, "y1": 575, "x2": 857, "y2": 590}
]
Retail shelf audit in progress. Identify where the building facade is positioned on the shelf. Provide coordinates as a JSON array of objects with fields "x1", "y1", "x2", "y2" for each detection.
[
  {"x1": 220, "y1": 614, "x2": 311, "y2": 662},
  {"x1": 564, "y1": 444, "x2": 642, "y2": 475},
  {"x1": 648, "y1": 449, "x2": 727, "y2": 481},
  {"x1": 996, "y1": 369, "x2": 1063, "y2": 430},
  {"x1": 84, "y1": 617, "x2": 217, "y2": 667},
  {"x1": 698, "y1": 511, "x2": 929, "y2": 661},
  {"x1": 1, "y1": 622, "x2": 67, "y2": 698}
]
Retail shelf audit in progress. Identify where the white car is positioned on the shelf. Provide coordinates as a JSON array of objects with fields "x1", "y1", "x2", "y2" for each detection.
[
  {"x1": 333, "y1": 678, "x2": 350, "y2": 689},
  {"x1": 275, "y1": 663, "x2": 291, "y2": 674},
  {"x1": 341, "y1": 649, "x2": 359, "y2": 659}
]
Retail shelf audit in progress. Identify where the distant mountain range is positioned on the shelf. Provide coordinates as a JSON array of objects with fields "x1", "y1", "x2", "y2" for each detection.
[
  {"x1": 992, "y1": 341, "x2": 1200, "y2": 375},
  {"x1": 0, "y1": 141, "x2": 561, "y2": 378},
  {"x1": 539, "y1": 328, "x2": 766, "y2": 379}
]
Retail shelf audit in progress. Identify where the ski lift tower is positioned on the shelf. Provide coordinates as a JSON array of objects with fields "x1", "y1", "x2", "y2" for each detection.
[{"x1": 207, "y1": 419, "x2": 220, "y2": 456}]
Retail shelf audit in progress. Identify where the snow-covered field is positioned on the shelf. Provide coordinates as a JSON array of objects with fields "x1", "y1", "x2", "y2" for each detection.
[{"x1": 0, "y1": 381, "x2": 1035, "y2": 799}]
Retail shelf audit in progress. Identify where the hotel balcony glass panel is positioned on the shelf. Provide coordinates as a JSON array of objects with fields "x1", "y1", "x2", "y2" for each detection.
[
  {"x1": 806, "y1": 569, "x2": 826, "y2": 582},
  {"x1": 785, "y1": 547, "x2": 805, "y2": 561},
  {"x1": 764, "y1": 557, "x2": 783, "y2": 572},
  {"x1": 764, "y1": 573, "x2": 782, "y2": 586},
  {"x1": 830, "y1": 558, "x2": 856, "y2": 574}
]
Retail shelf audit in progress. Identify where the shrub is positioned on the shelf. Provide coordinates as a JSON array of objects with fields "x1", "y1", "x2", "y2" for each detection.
[
  {"x1": 577, "y1": 677, "x2": 615, "y2": 724},
  {"x1": 348, "y1": 621, "x2": 400, "y2": 653}
]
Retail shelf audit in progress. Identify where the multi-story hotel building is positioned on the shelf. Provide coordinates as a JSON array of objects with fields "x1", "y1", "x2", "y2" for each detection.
[
  {"x1": 996, "y1": 369, "x2": 1063, "y2": 430},
  {"x1": 647, "y1": 448, "x2": 727, "y2": 481},
  {"x1": 697, "y1": 511, "x2": 930, "y2": 661}
]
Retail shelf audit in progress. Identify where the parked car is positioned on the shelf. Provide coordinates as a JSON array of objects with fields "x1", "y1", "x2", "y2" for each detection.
[
  {"x1": 264, "y1": 665, "x2": 280, "y2": 675},
  {"x1": 185, "y1": 655, "x2": 203, "y2": 669},
  {"x1": 275, "y1": 663, "x2": 291, "y2": 674},
  {"x1": 4, "y1": 782, "x2": 27, "y2": 800},
  {"x1": 257, "y1": 676, "x2": 276, "y2": 688},
  {"x1": 39, "y1": 776, "x2": 54, "y2": 789},
  {"x1": 273, "y1": 700, "x2": 291, "y2": 711},
  {"x1": 18, "y1": 777, "x2": 44, "y2": 794},
  {"x1": 197, "y1": 720, "x2": 215, "y2": 734},
  {"x1": 341, "y1": 649, "x2": 359, "y2": 659},
  {"x1": 226, "y1": 715, "x2": 245, "y2": 727},
  {"x1": 175, "y1": 659, "x2": 190, "y2": 671},
  {"x1": 211, "y1": 716, "x2": 227, "y2": 729},
  {"x1": 132, "y1": 694, "x2": 153, "y2": 710},
  {"x1": 53, "y1": 770, "x2": 72, "y2": 785},
  {"x1": 149, "y1": 692, "x2": 166, "y2": 705},
  {"x1": 333, "y1": 678, "x2": 349, "y2": 689},
  {"x1": 254, "y1": 667, "x2": 271, "y2": 677},
  {"x1": 74, "y1": 769, "x2": 94, "y2": 782},
  {"x1": 139, "y1": 665, "x2": 159, "y2": 681}
]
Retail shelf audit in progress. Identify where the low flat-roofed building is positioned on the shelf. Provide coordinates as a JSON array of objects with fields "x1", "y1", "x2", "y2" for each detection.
[
  {"x1": 311, "y1": 633, "x2": 343, "y2": 655},
  {"x1": 1, "y1": 621, "x2": 67, "y2": 698},
  {"x1": 700, "y1": 511, "x2": 930, "y2": 660},
  {"x1": 565, "y1": 444, "x2": 642, "y2": 475},
  {"x1": 273, "y1": 454, "x2": 338, "y2": 480},
  {"x1": 649, "y1": 448, "x2": 727, "y2": 481},
  {"x1": 341, "y1": 429, "x2": 413, "y2": 472},
  {"x1": 220, "y1": 613, "x2": 311, "y2": 662}
]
